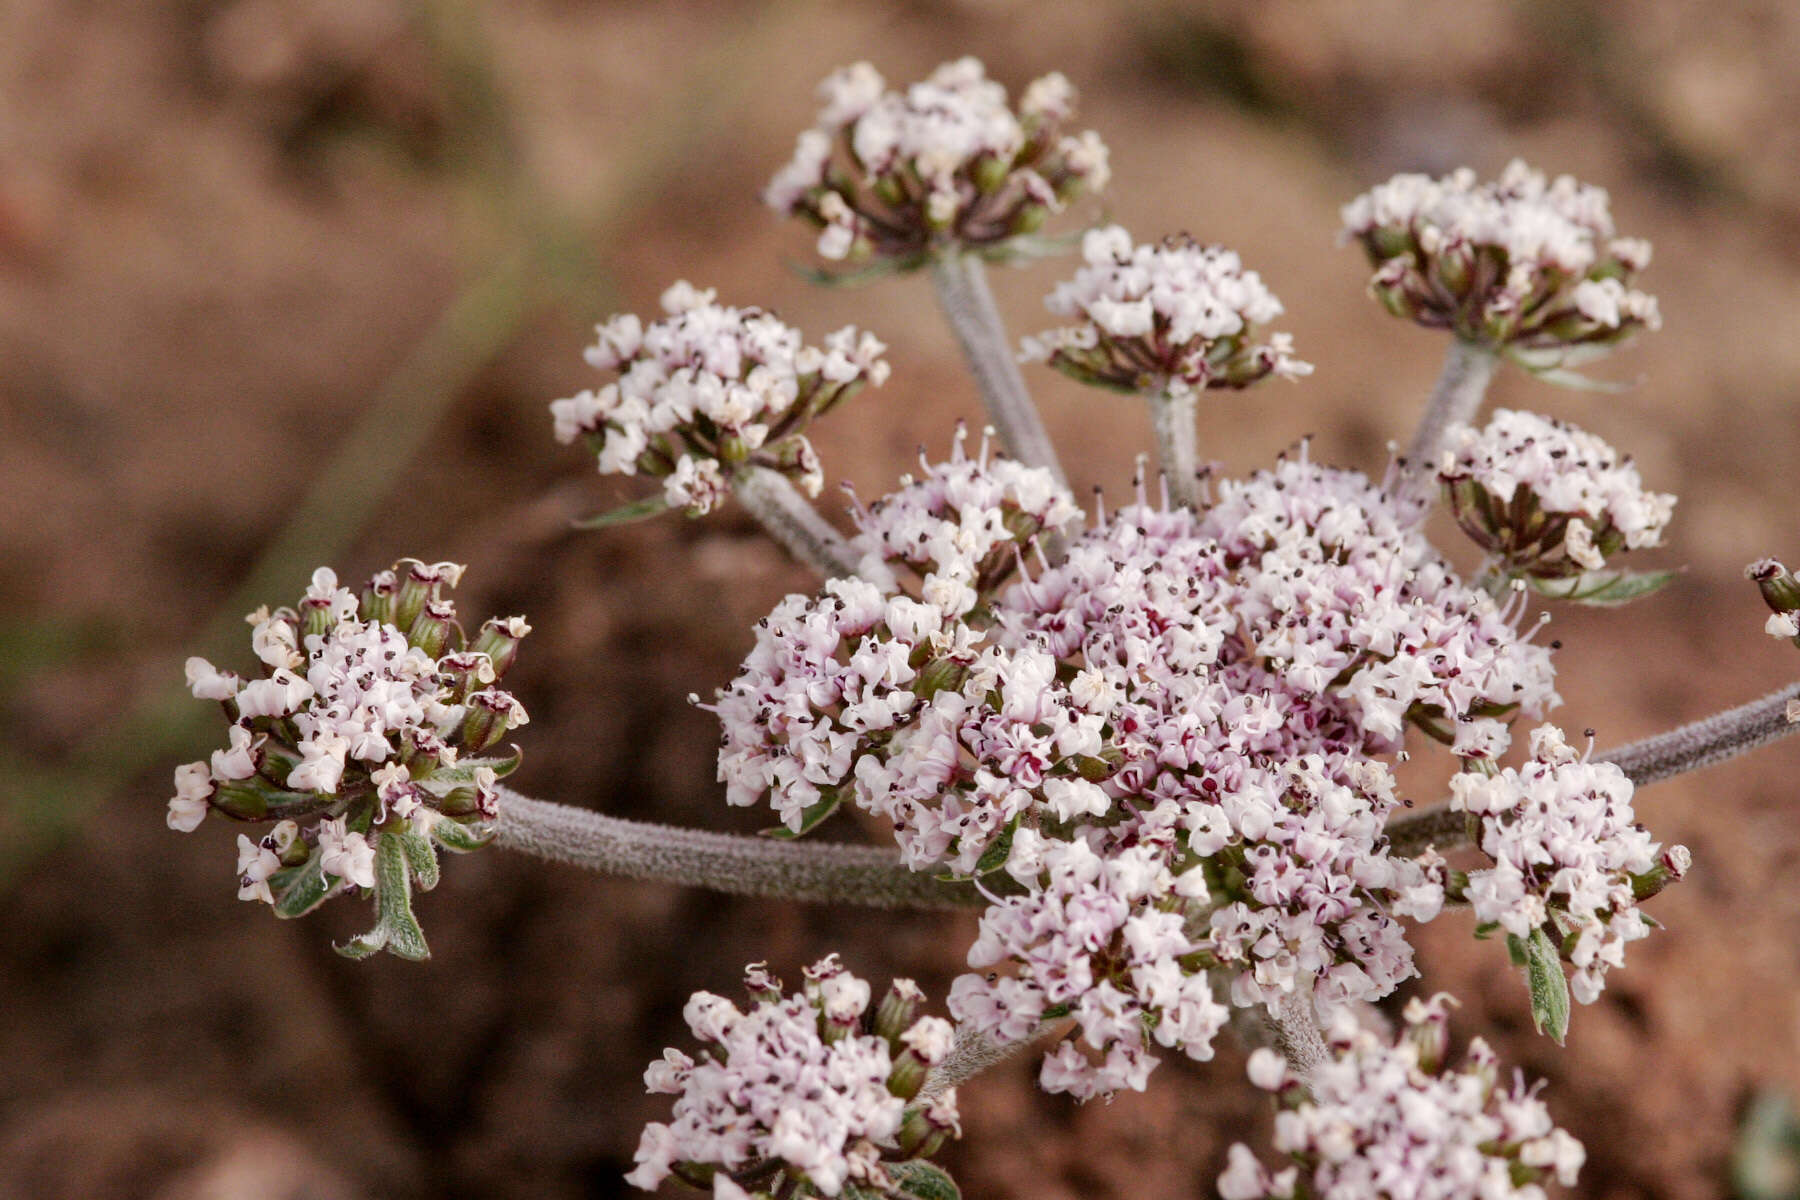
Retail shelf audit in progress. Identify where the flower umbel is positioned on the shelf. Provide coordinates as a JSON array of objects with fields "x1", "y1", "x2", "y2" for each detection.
[
  {"x1": 1342, "y1": 160, "x2": 1659, "y2": 371},
  {"x1": 552, "y1": 281, "x2": 889, "y2": 518},
  {"x1": 1220, "y1": 994, "x2": 1585, "y2": 1199},
  {"x1": 1021, "y1": 225, "x2": 1311, "y2": 396},
  {"x1": 765, "y1": 58, "x2": 1110, "y2": 268},
  {"x1": 1439, "y1": 408, "x2": 1675, "y2": 584},
  {"x1": 169, "y1": 560, "x2": 529, "y2": 959},
  {"x1": 628, "y1": 956, "x2": 962, "y2": 1200}
]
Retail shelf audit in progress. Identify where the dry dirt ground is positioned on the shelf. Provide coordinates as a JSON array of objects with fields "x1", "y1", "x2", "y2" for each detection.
[{"x1": 5, "y1": 3, "x2": 1800, "y2": 1198}]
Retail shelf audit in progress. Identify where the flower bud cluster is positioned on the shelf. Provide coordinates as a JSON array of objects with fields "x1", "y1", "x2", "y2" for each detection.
[
  {"x1": 1020, "y1": 226, "x2": 1311, "y2": 396},
  {"x1": 1342, "y1": 160, "x2": 1659, "y2": 365},
  {"x1": 716, "y1": 437, "x2": 1561, "y2": 1096},
  {"x1": 1439, "y1": 409, "x2": 1674, "y2": 578},
  {"x1": 627, "y1": 956, "x2": 960, "y2": 1200},
  {"x1": 1220, "y1": 995, "x2": 1585, "y2": 1199},
  {"x1": 551, "y1": 282, "x2": 889, "y2": 515},
  {"x1": 765, "y1": 58, "x2": 1110, "y2": 265},
  {"x1": 1450, "y1": 725, "x2": 1682, "y2": 1004},
  {"x1": 169, "y1": 561, "x2": 528, "y2": 944}
]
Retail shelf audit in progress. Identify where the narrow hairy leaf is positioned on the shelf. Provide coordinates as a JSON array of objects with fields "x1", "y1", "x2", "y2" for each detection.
[
  {"x1": 572, "y1": 495, "x2": 671, "y2": 530},
  {"x1": 1527, "y1": 568, "x2": 1678, "y2": 607},
  {"x1": 888, "y1": 1160, "x2": 962, "y2": 1200},
  {"x1": 1520, "y1": 927, "x2": 1571, "y2": 1044}
]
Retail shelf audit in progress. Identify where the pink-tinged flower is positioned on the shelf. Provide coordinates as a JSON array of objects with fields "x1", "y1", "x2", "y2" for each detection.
[
  {"x1": 1451, "y1": 724, "x2": 1678, "y2": 1003},
  {"x1": 628, "y1": 959, "x2": 960, "y2": 1197},
  {"x1": 1439, "y1": 408, "x2": 1675, "y2": 580},
  {"x1": 766, "y1": 58, "x2": 1109, "y2": 266},
  {"x1": 1224, "y1": 997, "x2": 1584, "y2": 1198},
  {"x1": 1342, "y1": 160, "x2": 1658, "y2": 367},
  {"x1": 1022, "y1": 226, "x2": 1311, "y2": 396},
  {"x1": 169, "y1": 559, "x2": 526, "y2": 956},
  {"x1": 552, "y1": 283, "x2": 887, "y2": 517},
  {"x1": 167, "y1": 761, "x2": 214, "y2": 832}
]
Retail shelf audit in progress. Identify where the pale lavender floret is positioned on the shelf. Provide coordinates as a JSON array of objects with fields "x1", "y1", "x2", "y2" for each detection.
[
  {"x1": 627, "y1": 956, "x2": 959, "y2": 1197},
  {"x1": 1222, "y1": 999, "x2": 1584, "y2": 1199},
  {"x1": 950, "y1": 836, "x2": 1230, "y2": 1101},
  {"x1": 1451, "y1": 724, "x2": 1675, "y2": 1003},
  {"x1": 1022, "y1": 225, "x2": 1311, "y2": 394},
  {"x1": 168, "y1": 562, "x2": 528, "y2": 922},
  {"x1": 1439, "y1": 408, "x2": 1675, "y2": 572},
  {"x1": 765, "y1": 58, "x2": 1110, "y2": 262},
  {"x1": 1342, "y1": 160, "x2": 1658, "y2": 359},
  {"x1": 551, "y1": 282, "x2": 888, "y2": 514}
]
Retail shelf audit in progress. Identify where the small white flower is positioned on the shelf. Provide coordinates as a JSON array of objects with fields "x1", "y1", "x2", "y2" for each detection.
[{"x1": 167, "y1": 762, "x2": 213, "y2": 832}]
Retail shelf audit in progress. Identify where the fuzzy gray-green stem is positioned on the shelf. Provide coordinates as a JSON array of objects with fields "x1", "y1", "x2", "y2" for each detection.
[
  {"x1": 1597, "y1": 679, "x2": 1800, "y2": 785},
  {"x1": 929, "y1": 253, "x2": 1067, "y2": 486},
  {"x1": 1148, "y1": 383, "x2": 1200, "y2": 507},
  {"x1": 920, "y1": 1020, "x2": 1060, "y2": 1099},
  {"x1": 731, "y1": 467, "x2": 857, "y2": 577},
  {"x1": 494, "y1": 789, "x2": 981, "y2": 908},
  {"x1": 1267, "y1": 983, "x2": 1328, "y2": 1081},
  {"x1": 1405, "y1": 338, "x2": 1498, "y2": 500}
]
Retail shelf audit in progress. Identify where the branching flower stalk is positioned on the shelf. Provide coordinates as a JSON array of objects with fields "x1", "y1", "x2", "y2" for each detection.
[
  {"x1": 494, "y1": 789, "x2": 982, "y2": 910},
  {"x1": 730, "y1": 467, "x2": 857, "y2": 578},
  {"x1": 1405, "y1": 337, "x2": 1499, "y2": 494},
  {"x1": 1146, "y1": 381, "x2": 1200, "y2": 507},
  {"x1": 929, "y1": 252, "x2": 1066, "y2": 485}
]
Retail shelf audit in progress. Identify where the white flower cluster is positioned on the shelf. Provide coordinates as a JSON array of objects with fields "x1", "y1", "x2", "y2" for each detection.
[
  {"x1": 1451, "y1": 725, "x2": 1685, "y2": 1003},
  {"x1": 170, "y1": 560, "x2": 528, "y2": 919},
  {"x1": 1342, "y1": 160, "x2": 1659, "y2": 362},
  {"x1": 1220, "y1": 996, "x2": 1585, "y2": 1200},
  {"x1": 627, "y1": 956, "x2": 960, "y2": 1200},
  {"x1": 715, "y1": 439, "x2": 1563, "y2": 1096},
  {"x1": 1021, "y1": 226, "x2": 1311, "y2": 395},
  {"x1": 551, "y1": 281, "x2": 889, "y2": 516},
  {"x1": 715, "y1": 431, "x2": 1084, "y2": 872},
  {"x1": 765, "y1": 58, "x2": 1110, "y2": 264},
  {"x1": 1439, "y1": 409, "x2": 1675, "y2": 575}
]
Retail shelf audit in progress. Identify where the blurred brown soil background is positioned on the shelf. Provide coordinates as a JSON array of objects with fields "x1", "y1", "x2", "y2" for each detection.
[{"x1": 4, "y1": 2, "x2": 1800, "y2": 1198}]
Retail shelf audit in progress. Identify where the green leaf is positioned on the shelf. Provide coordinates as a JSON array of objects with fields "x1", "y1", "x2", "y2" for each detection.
[
  {"x1": 786, "y1": 255, "x2": 924, "y2": 287},
  {"x1": 1526, "y1": 568, "x2": 1678, "y2": 607},
  {"x1": 1515, "y1": 927, "x2": 1571, "y2": 1044},
  {"x1": 272, "y1": 855, "x2": 335, "y2": 919},
  {"x1": 935, "y1": 816, "x2": 1016, "y2": 881},
  {"x1": 888, "y1": 1161, "x2": 961, "y2": 1200},
  {"x1": 430, "y1": 816, "x2": 495, "y2": 854},
  {"x1": 398, "y1": 827, "x2": 441, "y2": 891},
  {"x1": 417, "y1": 752, "x2": 521, "y2": 789},
  {"x1": 761, "y1": 791, "x2": 843, "y2": 840},
  {"x1": 336, "y1": 833, "x2": 431, "y2": 961},
  {"x1": 572, "y1": 494, "x2": 671, "y2": 530}
]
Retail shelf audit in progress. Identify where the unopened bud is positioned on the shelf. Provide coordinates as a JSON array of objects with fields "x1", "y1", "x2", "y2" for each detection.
[
  {"x1": 1749, "y1": 558, "x2": 1800, "y2": 614},
  {"x1": 471, "y1": 616, "x2": 530, "y2": 679},
  {"x1": 1630, "y1": 844, "x2": 1690, "y2": 901},
  {"x1": 872, "y1": 978, "x2": 925, "y2": 1045},
  {"x1": 408, "y1": 599, "x2": 461, "y2": 658}
]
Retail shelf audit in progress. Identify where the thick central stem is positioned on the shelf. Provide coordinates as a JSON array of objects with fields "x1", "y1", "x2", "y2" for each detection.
[
  {"x1": 929, "y1": 252, "x2": 1067, "y2": 487},
  {"x1": 1148, "y1": 383, "x2": 1200, "y2": 508},
  {"x1": 493, "y1": 789, "x2": 982, "y2": 909}
]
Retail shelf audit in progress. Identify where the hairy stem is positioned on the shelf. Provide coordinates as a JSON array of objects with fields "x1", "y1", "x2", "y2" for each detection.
[
  {"x1": 1385, "y1": 803, "x2": 1473, "y2": 857},
  {"x1": 1267, "y1": 984, "x2": 1328, "y2": 1081},
  {"x1": 493, "y1": 789, "x2": 981, "y2": 909},
  {"x1": 731, "y1": 467, "x2": 857, "y2": 578},
  {"x1": 1147, "y1": 383, "x2": 1200, "y2": 508},
  {"x1": 929, "y1": 252, "x2": 1066, "y2": 486},
  {"x1": 1404, "y1": 338, "x2": 1498, "y2": 500},
  {"x1": 1597, "y1": 679, "x2": 1800, "y2": 785},
  {"x1": 920, "y1": 1020, "x2": 1060, "y2": 1099}
]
